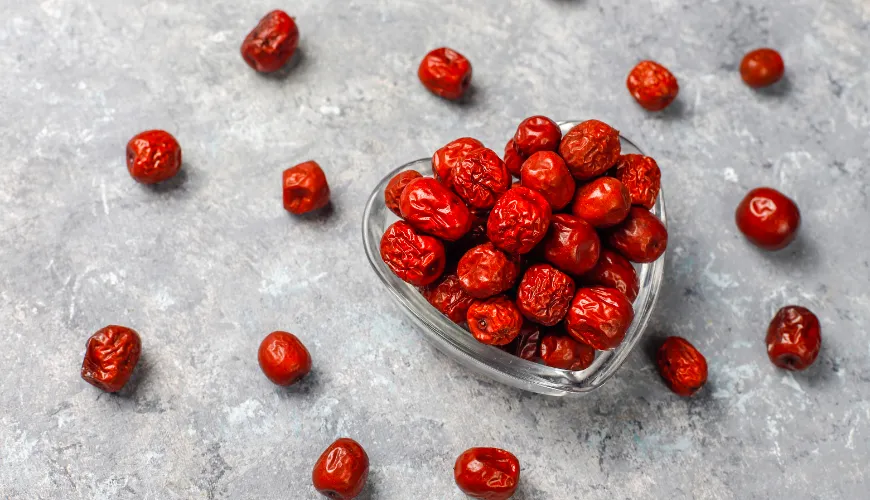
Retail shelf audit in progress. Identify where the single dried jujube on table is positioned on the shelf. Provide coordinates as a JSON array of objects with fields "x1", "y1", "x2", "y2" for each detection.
[
  {"x1": 657, "y1": 336, "x2": 708, "y2": 396},
  {"x1": 283, "y1": 161, "x2": 331, "y2": 214},
  {"x1": 126, "y1": 130, "x2": 182, "y2": 184},
  {"x1": 418, "y1": 47, "x2": 472, "y2": 100},
  {"x1": 258, "y1": 331, "x2": 312, "y2": 386},
  {"x1": 454, "y1": 447, "x2": 521, "y2": 500},
  {"x1": 626, "y1": 60, "x2": 679, "y2": 112},
  {"x1": 81, "y1": 325, "x2": 142, "y2": 393},
  {"x1": 735, "y1": 187, "x2": 800, "y2": 251},
  {"x1": 766, "y1": 306, "x2": 821, "y2": 371},
  {"x1": 740, "y1": 48, "x2": 785, "y2": 88},
  {"x1": 241, "y1": 10, "x2": 299, "y2": 73},
  {"x1": 312, "y1": 438, "x2": 369, "y2": 499}
]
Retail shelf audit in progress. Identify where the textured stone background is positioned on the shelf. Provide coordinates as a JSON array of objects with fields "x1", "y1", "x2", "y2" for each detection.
[{"x1": 1, "y1": 0, "x2": 869, "y2": 498}]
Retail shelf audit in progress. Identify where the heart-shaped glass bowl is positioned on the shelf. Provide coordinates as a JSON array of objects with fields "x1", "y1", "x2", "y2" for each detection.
[{"x1": 362, "y1": 121, "x2": 666, "y2": 396}]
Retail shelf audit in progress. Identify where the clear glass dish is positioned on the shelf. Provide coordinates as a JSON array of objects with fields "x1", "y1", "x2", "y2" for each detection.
[{"x1": 362, "y1": 121, "x2": 666, "y2": 396}]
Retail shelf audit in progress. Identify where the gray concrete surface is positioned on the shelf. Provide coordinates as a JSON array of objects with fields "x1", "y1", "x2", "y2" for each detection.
[{"x1": 1, "y1": 0, "x2": 869, "y2": 498}]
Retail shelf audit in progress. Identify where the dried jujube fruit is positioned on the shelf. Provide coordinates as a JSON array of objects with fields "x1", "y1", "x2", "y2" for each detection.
[
  {"x1": 400, "y1": 177, "x2": 472, "y2": 241},
  {"x1": 258, "y1": 331, "x2": 312, "y2": 386},
  {"x1": 611, "y1": 154, "x2": 661, "y2": 209},
  {"x1": 126, "y1": 130, "x2": 182, "y2": 184},
  {"x1": 432, "y1": 137, "x2": 484, "y2": 185},
  {"x1": 766, "y1": 306, "x2": 821, "y2": 371},
  {"x1": 540, "y1": 332, "x2": 595, "y2": 371},
  {"x1": 513, "y1": 115, "x2": 562, "y2": 157},
  {"x1": 380, "y1": 221, "x2": 446, "y2": 286},
  {"x1": 606, "y1": 207, "x2": 668, "y2": 263},
  {"x1": 735, "y1": 187, "x2": 800, "y2": 251},
  {"x1": 657, "y1": 336, "x2": 708, "y2": 396},
  {"x1": 581, "y1": 249, "x2": 640, "y2": 302},
  {"x1": 520, "y1": 151, "x2": 576, "y2": 211},
  {"x1": 418, "y1": 47, "x2": 472, "y2": 100},
  {"x1": 503, "y1": 139, "x2": 526, "y2": 178},
  {"x1": 571, "y1": 177, "x2": 631, "y2": 228},
  {"x1": 457, "y1": 243, "x2": 520, "y2": 299},
  {"x1": 487, "y1": 186, "x2": 552, "y2": 254},
  {"x1": 422, "y1": 272, "x2": 476, "y2": 324},
  {"x1": 241, "y1": 10, "x2": 299, "y2": 73},
  {"x1": 564, "y1": 287, "x2": 634, "y2": 351},
  {"x1": 467, "y1": 296, "x2": 524, "y2": 346},
  {"x1": 627, "y1": 60, "x2": 679, "y2": 112},
  {"x1": 454, "y1": 447, "x2": 520, "y2": 500},
  {"x1": 312, "y1": 438, "x2": 369, "y2": 499},
  {"x1": 81, "y1": 325, "x2": 142, "y2": 393},
  {"x1": 384, "y1": 170, "x2": 422, "y2": 216},
  {"x1": 558, "y1": 120, "x2": 621, "y2": 180},
  {"x1": 541, "y1": 214, "x2": 601, "y2": 276},
  {"x1": 516, "y1": 264, "x2": 575, "y2": 326},
  {"x1": 283, "y1": 161, "x2": 331, "y2": 214},
  {"x1": 452, "y1": 147, "x2": 511, "y2": 210}
]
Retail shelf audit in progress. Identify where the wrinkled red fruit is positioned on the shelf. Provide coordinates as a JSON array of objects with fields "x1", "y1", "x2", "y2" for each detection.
[
  {"x1": 457, "y1": 243, "x2": 520, "y2": 299},
  {"x1": 740, "y1": 48, "x2": 785, "y2": 88},
  {"x1": 514, "y1": 115, "x2": 562, "y2": 157},
  {"x1": 766, "y1": 306, "x2": 822, "y2": 371},
  {"x1": 384, "y1": 170, "x2": 422, "y2": 216},
  {"x1": 503, "y1": 139, "x2": 526, "y2": 178},
  {"x1": 571, "y1": 177, "x2": 631, "y2": 228},
  {"x1": 520, "y1": 151, "x2": 576, "y2": 211},
  {"x1": 312, "y1": 438, "x2": 369, "y2": 499},
  {"x1": 540, "y1": 332, "x2": 595, "y2": 371},
  {"x1": 626, "y1": 60, "x2": 679, "y2": 112},
  {"x1": 509, "y1": 324, "x2": 542, "y2": 361},
  {"x1": 606, "y1": 207, "x2": 668, "y2": 263},
  {"x1": 454, "y1": 447, "x2": 520, "y2": 500},
  {"x1": 581, "y1": 249, "x2": 639, "y2": 302},
  {"x1": 380, "y1": 221, "x2": 446, "y2": 286},
  {"x1": 558, "y1": 120, "x2": 621, "y2": 180},
  {"x1": 422, "y1": 272, "x2": 476, "y2": 324},
  {"x1": 258, "y1": 331, "x2": 312, "y2": 386},
  {"x1": 126, "y1": 130, "x2": 182, "y2": 184},
  {"x1": 400, "y1": 177, "x2": 472, "y2": 241},
  {"x1": 516, "y1": 264, "x2": 575, "y2": 326},
  {"x1": 418, "y1": 47, "x2": 472, "y2": 100},
  {"x1": 452, "y1": 148, "x2": 511, "y2": 209},
  {"x1": 611, "y1": 154, "x2": 661, "y2": 209},
  {"x1": 432, "y1": 137, "x2": 484, "y2": 185},
  {"x1": 735, "y1": 187, "x2": 800, "y2": 251},
  {"x1": 565, "y1": 287, "x2": 634, "y2": 350},
  {"x1": 283, "y1": 161, "x2": 331, "y2": 214},
  {"x1": 541, "y1": 214, "x2": 601, "y2": 276},
  {"x1": 657, "y1": 336, "x2": 708, "y2": 396},
  {"x1": 241, "y1": 10, "x2": 299, "y2": 73},
  {"x1": 467, "y1": 296, "x2": 524, "y2": 346},
  {"x1": 487, "y1": 186, "x2": 552, "y2": 254},
  {"x1": 81, "y1": 325, "x2": 142, "y2": 393}
]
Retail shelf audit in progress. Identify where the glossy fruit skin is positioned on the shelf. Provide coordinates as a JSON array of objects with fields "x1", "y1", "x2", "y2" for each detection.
[
  {"x1": 312, "y1": 438, "x2": 369, "y2": 499},
  {"x1": 400, "y1": 177, "x2": 472, "y2": 241},
  {"x1": 241, "y1": 10, "x2": 299, "y2": 73},
  {"x1": 433, "y1": 137, "x2": 484, "y2": 185},
  {"x1": 487, "y1": 187, "x2": 552, "y2": 254},
  {"x1": 380, "y1": 221, "x2": 446, "y2": 286},
  {"x1": 520, "y1": 151, "x2": 576, "y2": 211},
  {"x1": 565, "y1": 287, "x2": 634, "y2": 350},
  {"x1": 571, "y1": 177, "x2": 631, "y2": 228},
  {"x1": 766, "y1": 306, "x2": 822, "y2": 371},
  {"x1": 452, "y1": 148, "x2": 511, "y2": 209},
  {"x1": 541, "y1": 214, "x2": 601, "y2": 276},
  {"x1": 606, "y1": 207, "x2": 668, "y2": 263},
  {"x1": 467, "y1": 296, "x2": 524, "y2": 346},
  {"x1": 81, "y1": 325, "x2": 142, "y2": 393},
  {"x1": 418, "y1": 47, "x2": 472, "y2": 100},
  {"x1": 447, "y1": 208, "x2": 491, "y2": 260},
  {"x1": 384, "y1": 170, "x2": 422, "y2": 216},
  {"x1": 626, "y1": 60, "x2": 679, "y2": 111},
  {"x1": 740, "y1": 48, "x2": 785, "y2": 88},
  {"x1": 657, "y1": 337, "x2": 708, "y2": 396},
  {"x1": 581, "y1": 249, "x2": 639, "y2": 302},
  {"x1": 516, "y1": 264, "x2": 576, "y2": 326},
  {"x1": 558, "y1": 120, "x2": 621, "y2": 180},
  {"x1": 454, "y1": 447, "x2": 520, "y2": 500},
  {"x1": 283, "y1": 161, "x2": 331, "y2": 214},
  {"x1": 258, "y1": 331, "x2": 312, "y2": 386},
  {"x1": 540, "y1": 332, "x2": 595, "y2": 371},
  {"x1": 509, "y1": 324, "x2": 542, "y2": 361},
  {"x1": 126, "y1": 130, "x2": 182, "y2": 184},
  {"x1": 422, "y1": 272, "x2": 476, "y2": 324},
  {"x1": 457, "y1": 243, "x2": 520, "y2": 299},
  {"x1": 514, "y1": 115, "x2": 562, "y2": 157},
  {"x1": 735, "y1": 187, "x2": 800, "y2": 251},
  {"x1": 611, "y1": 154, "x2": 661, "y2": 209},
  {"x1": 503, "y1": 139, "x2": 526, "y2": 178}
]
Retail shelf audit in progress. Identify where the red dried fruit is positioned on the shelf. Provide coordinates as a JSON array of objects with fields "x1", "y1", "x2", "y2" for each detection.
[
  {"x1": 657, "y1": 337, "x2": 708, "y2": 396},
  {"x1": 735, "y1": 187, "x2": 800, "y2": 251},
  {"x1": 626, "y1": 60, "x2": 679, "y2": 112},
  {"x1": 510, "y1": 324, "x2": 542, "y2": 361},
  {"x1": 447, "y1": 208, "x2": 490, "y2": 260},
  {"x1": 558, "y1": 120, "x2": 621, "y2": 180},
  {"x1": 452, "y1": 148, "x2": 511, "y2": 209},
  {"x1": 457, "y1": 243, "x2": 520, "y2": 299},
  {"x1": 487, "y1": 186, "x2": 552, "y2": 254},
  {"x1": 520, "y1": 151, "x2": 576, "y2": 211},
  {"x1": 240, "y1": 10, "x2": 299, "y2": 73},
  {"x1": 581, "y1": 249, "x2": 639, "y2": 302},
  {"x1": 432, "y1": 137, "x2": 484, "y2": 185},
  {"x1": 80, "y1": 325, "x2": 142, "y2": 393},
  {"x1": 258, "y1": 331, "x2": 312, "y2": 386},
  {"x1": 766, "y1": 306, "x2": 822, "y2": 371},
  {"x1": 418, "y1": 47, "x2": 472, "y2": 100},
  {"x1": 503, "y1": 139, "x2": 526, "y2": 178},
  {"x1": 540, "y1": 332, "x2": 595, "y2": 371},
  {"x1": 384, "y1": 170, "x2": 422, "y2": 216},
  {"x1": 571, "y1": 177, "x2": 631, "y2": 228},
  {"x1": 312, "y1": 438, "x2": 369, "y2": 499},
  {"x1": 422, "y1": 272, "x2": 476, "y2": 324},
  {"x1": 513, "y1": 115, "x2": 562, "y2": 157},
  {"x1": 126, "y1": 130, "x2": 182, "y2": 184},
  {"x1": 454, "y1": 447, "x2": 520, "y2": 500},
  {"x1": 467, "y1": 296, "x2": 524, "y2": 346},
  {"x1": 606, "y1": 207, "x2": 668, "y2": 263},
  {"x1": 283, "y1": 161, "x2": 331, "y2": 214},
  {"x1": 611, "y1": 154, "x2": 661, "y2": 209},
  {"x1": 380, "y1": 221, "x2": 446, "y2": 286},
  {"x1": 740, "y1": 48, "x2": 785, "y2": 88},
  {"x1": 516, "y1": 264, "x2": 576, "y2": 326},
  {"x1": 565, "y1": 287, "x2": 634, "y2": 350},
  {"x1": 541, "y1": 214, "x2": 601, "y2": 275},
  {"x1": 400, "y1": 177, "x2": 472, "y2": 241}
]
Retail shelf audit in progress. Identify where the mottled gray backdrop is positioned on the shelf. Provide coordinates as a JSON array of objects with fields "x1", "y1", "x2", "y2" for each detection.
[{"x1": 1, "y1": 0, "x2": 868, "y2": 498}]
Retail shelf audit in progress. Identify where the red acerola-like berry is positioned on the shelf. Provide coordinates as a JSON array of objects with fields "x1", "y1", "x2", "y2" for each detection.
[
  {"x1": 487, "y1": 187, "x2": 552, "y2": 254},
  {"x1": 581, "y1": 249, "x2": 640, "y2": 302},
  {"x1": 571, "y1": 177, "x2": 632, "y2": 228},
  {"x1": 740, "y1": 48, "x2": 785, "y2": 88},
  {"x1": 558, "y1": 120, "x2": 622, "y2": 180},
  {"x1": 418, "y1": 47, "x2": 473, "y2": 100},
  {"x1": 452, "y1": 148, "x2": 511, "y2": 209},
  {"x1": 380, "y1": 221, "x2": 446, "y2": 286},
  {"x1": 520, "y1": 151, "x2": 576, "y2": 211},
  {"x1": 400, "y1": 177, "x2": 472, "y2": 241},
  {"x1": 283, "y1": 161, "x2": 331, "y2": 214},
  {"x1": 422, "y1": 272, "x2": 476, "y2": 324},
  {"x1": 258, "y1": 331, "x2": 312, "y2": 386},
  {"x1": 467, "y1": 296, "x2": 524, "y2": 346},
  {"x1": 454, "y1": 447, "x2": 520, "y2": 500},
  {"x1": 432, "y1": 137, "x2": 484, "y2": 185},
  {"x1": 540, "y1": 332, "x2": 595, "y2": 371},
  {"x1": 657, "y1": 336, "x2": 708, "y2": 396},
  {"x1": 735, "y1": 187, "x2": 800, "y2": 251},
  {"x1": 457, "y1": 243, "x2": 520, "y2": 299},
  {"x1": 541, "y1": 214, "x2": 601, "y2": 276},
  {"x1": 312, "y1": 438, "x2": 369, "y2": 499},
  {"x1": 503, "y1": 139, "x2": 526, "y2": 178},
  {"x1": 611, "y1": 154, "x2": 661, "y2": 209},
  {"x1": 766, "y1": 306, "x2": 822, "y2": 371},
  {"x1": 81, "y1": 325, "x2": 142, "y2": 393},
  {"x1": 514, "y1": 115, "x2": 562, "y2": 157},
  {"x1": 564, "y1": 287, "x2": 634, "y2": 350},
  {"x1": 626, "y1": 60, "x2": 679, "y2": 112},
  {"x1": 606, "y1": 207, "x2": 668, "y2": 263},
  {"x1": 241, "y1": 10, "x2": 299, "y2": 73},
  {"x1": 516, "y1": 264, "x2": 576, "y2": 326},
  {"x1": 384, "y1": 170, "x2": 422, "y2": 216},
  {"x1": 126, "y1": 130, "x2": 182, "y2": 184}
]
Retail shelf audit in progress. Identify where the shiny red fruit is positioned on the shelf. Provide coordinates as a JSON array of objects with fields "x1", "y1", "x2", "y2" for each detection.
[
  {"x1": 581, "y1": 249, "x2": 639, "y2": 302},
  {"x1": 422, "y1": 272, "x2": 476, "y2": 324},
  {"x1": 541, "y1": 214, "x2": 601, "y2": 276},
  {"x1": 454, "y1": 447, "x2": 520, "y2": 500},
  {"x1": 540, "y1": 332, "x2": 595, "y2": 371},
  {"x1": 467, "y1": 296, "x2": 524, "y2": 346},
  {"x1": 626, "y1": 60, "x2": 679, "y2": 111},
  {"x1": 514, "y1": 115, "x2": 562, "y2": 157},
  {"x1": 380, "y1": 221, "x2": 446, "y2": 286},
  {"x1": 400, "y1": 177, "x2": 472, "y2": 241},
  {"x1": 565, "y1": 287, "x2": 634, "y2": 350},
  {"x1": 81, "y1": 325, "x2": 142, "y2": 393},
  {"x1": 516, "y1": 264, "x2": 575, "y2": 326},
  {"x1": 418, "y1": 48, "x2": 472, "y2": 100},
  {"x1": 558, "y1": 120, "x2": 621, "y2": 180},
  {"x1": 312, "y1": 438, "x2": 369, "y2": 499},
  {"x1": 258, "y1": 331, "x2": 312, "y2": 386},
  {"x1": 126, "y1": 130, "x2": 182, "y2": 184},
  {"x1": 241, "y1": 10, "x2": 299, "y2": 73},
  {"x1": 283, "y1": 161, "x2": 331, "y2": 214},
  {"x1": 457, "y1": 243, "x2": 520, "y2": 299},
  {"x1": 432, "y1": 137, "x2": 484, "y2": 185},
  {"x1": 606, "y1": 207, "x2": 668, "y2": 263},
  {"x1": 571, "y1": 177, "x2": 631, "y2": 228},
  {"x1": 487, "y1": 186, "x2": 552, "y2": 254},
  {"x1": 503, "y1": 139, "x2": 526, "y2": 178},
  {"x1": 384, "y1": 170, "x2": 423, "y2": 216},
  {"x1": 735, "y1": 187, "x2": 800, "y2": 251},
  {"x1": 766, "y1": 306, "x2": 822, "y2": 371},
  {"x1": 611, "y1": 154, "x2": 661, "y2": 209},
  {"x1": 740, "y1": 48, "x2": 785, "y2": 88},
  {"x1": 520, "y1": 151, "x2": 576, "y2": 211},
  {"x1": 657, "y1": 336, "x2": 708, "y2": 396},
  {"x1": 452, "y1": 148, "x2": 511, "y2": 209}
]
